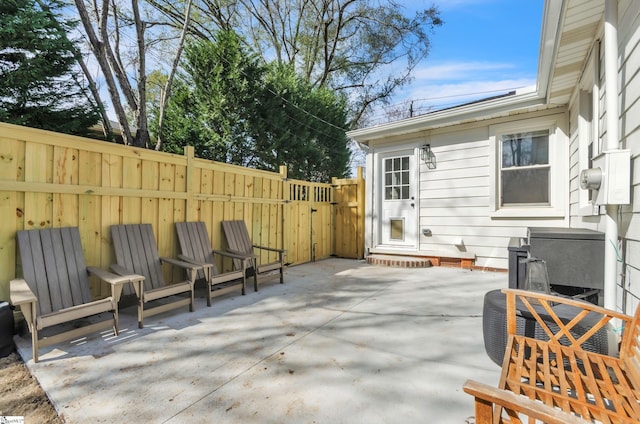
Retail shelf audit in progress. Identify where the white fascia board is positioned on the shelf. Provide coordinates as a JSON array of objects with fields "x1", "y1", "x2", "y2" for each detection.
[
  {"x1": 347, "y1": 91, "x2": 545, "y2": 143},
  {"x1": 537, "y1": 0, "x2": 566, "y2": 101}
]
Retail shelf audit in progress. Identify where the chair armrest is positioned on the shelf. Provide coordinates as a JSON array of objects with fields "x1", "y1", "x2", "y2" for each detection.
[
  {"x1": 212, "y1": 249, "x2": 254, "y2": 260},
  {"x1": 160, "y1": 257, "x2": 202, "y2": 272},
  {"x1": 252, "y1": 244, "x2": 285, "y2": 254},
  {"x1": 177, "y1": 255, "x2": 214, "y2": 270},
  {"x1": 110, "y1": 263, "x2": 136, "y2": 277},
  {"x1": 462, "y1": 380, "x2": 587, "y2": 424},
  {"x1": 10, "y1": 279, "x2": 37, "y2": 306},
  {"x1": 87, "y1": 266, "x2": 144, "y2": 286},
  {"x1": 226, "y1": 247, "x2": 253, "y2": 256}
]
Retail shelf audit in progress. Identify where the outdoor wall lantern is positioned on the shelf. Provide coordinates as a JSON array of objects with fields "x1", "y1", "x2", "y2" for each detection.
[{"x1": 421, "y1": 144, "x2": 436, "y2": 169}]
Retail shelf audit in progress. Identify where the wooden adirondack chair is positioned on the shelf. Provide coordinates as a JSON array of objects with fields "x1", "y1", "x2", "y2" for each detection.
[
  {"x1": 10, "y1": 227, "x2": 144, "y2": 362},
  {"x1": 175, "y1": 222, "x2": 252, "y2": 306},
  {"x1": 110, "y1": 224, "x2": 199, "y2": 328},
  {"x1": 221, "y1": 220, "x2": 285, "y2": 290}
]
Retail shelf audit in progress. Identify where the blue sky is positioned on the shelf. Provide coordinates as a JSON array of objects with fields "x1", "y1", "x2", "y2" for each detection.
[{"x1": 376, "y1": 0, "x2": 544, "y2": 120}]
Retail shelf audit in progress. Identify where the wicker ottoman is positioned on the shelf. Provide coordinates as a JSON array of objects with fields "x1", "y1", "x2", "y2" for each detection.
[{"x1": 482, "y1": 289, "x2": 614, "y2": 366}]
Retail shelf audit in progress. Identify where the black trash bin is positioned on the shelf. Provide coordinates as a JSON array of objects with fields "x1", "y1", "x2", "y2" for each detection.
[{"x1": 0, "y1": 301, "x2": 15, "y2": 357}]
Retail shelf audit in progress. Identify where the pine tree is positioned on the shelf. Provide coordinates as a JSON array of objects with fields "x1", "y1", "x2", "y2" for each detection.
[{"x1": 0, "y1": 0, "x2": 100, "y2": 136}]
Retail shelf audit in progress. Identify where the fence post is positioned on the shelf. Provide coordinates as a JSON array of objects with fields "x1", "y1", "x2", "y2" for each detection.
[
  {"x1": 279, "y1": 165, "x2": 288, "y2": 263},
  {"x1": 185, "y1": 146, "x2": 195, "y2": 222},
  {"x1": 356, "y1": 166, "x2": 365, "y2": 259}
]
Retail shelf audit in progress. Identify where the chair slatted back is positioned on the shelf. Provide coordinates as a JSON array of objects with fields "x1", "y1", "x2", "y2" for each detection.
[
  {"x1": 111, "y1": 224, "x2": 165, "y2": 291},
  {"x1": 620, "y1": 303, "x2": 640, "y2": 387},
  {"x1": 221, "y1": 220, "x2": 254, "y2": 270},
  {"x1": 175, "y1": 222, "x2": 216, "y2": 280},
  {"x1": 221, "y1": 221, "x2": 253, "y2": 254},
  {"x1": 17, "y1": 227, "x2": 92, "y2": 317}
]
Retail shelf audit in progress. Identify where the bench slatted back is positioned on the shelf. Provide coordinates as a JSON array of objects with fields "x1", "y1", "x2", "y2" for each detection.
[
  {"x1": 175, "y1": 222, "x2": 215, "y2": 280},
  {"x1": 17, "y1": 227, "x2": 92, "y2": 317},
  {"x1": 111, "y1": 224, "x2": 165, "y2": 292}
]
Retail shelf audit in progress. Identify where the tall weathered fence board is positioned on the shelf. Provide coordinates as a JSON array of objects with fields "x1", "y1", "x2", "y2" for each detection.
[{"x1": 0, "y1": 123, "x2": 364, "y2": 302}]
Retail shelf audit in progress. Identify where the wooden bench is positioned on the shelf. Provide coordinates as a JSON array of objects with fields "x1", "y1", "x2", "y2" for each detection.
[{"x1": 464, "y1": 288, "x2": 640, "y2": 423}]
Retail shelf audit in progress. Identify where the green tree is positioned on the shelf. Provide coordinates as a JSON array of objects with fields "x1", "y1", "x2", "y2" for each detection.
[
  {"x1": 161, "y1": 31, "x2": 266, "y2": 163},
  {"x1": 148, "y1": 0, "x2": 442, "y2": 128},
  {"x1": 259, "y1": 64, "x2": 350, "y2": 181},
  {"x1": 0, "y1": 0, "x2": 100, "y2": 136},
  {"x1": 160, "y1": 32, "x2": 350, "y2": 181}
]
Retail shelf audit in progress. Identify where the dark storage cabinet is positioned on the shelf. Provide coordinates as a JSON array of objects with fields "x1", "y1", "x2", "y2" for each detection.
[
  {"x1": 507, "y1": 237, "x2": 529, "y2": 290},
  {"x1": 0, "y1": 301, "x2": 14, "y2": 357},
  {"x1": 527, "y1": 227, "x2": 604, "y2": 290}
]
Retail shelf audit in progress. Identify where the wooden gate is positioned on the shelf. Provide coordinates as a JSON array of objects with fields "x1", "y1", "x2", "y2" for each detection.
[
  {"x1": 283, "y1": 167, "x2": 365, "y2": 265},
  {"x1": 283, "y1": 179, "x2": 333, "y2": 265},
  {"x1": 333, "y1": 167, "x2": 365, "y2": 259}
]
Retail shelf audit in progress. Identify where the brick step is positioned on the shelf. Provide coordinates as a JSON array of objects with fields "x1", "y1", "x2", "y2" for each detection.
[{"x1": 365, "y1": 254, "x2": 432, "y2": 268}]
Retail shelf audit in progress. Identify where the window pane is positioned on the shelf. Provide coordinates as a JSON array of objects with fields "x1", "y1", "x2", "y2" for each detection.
[
  {"x1": 385, "y1": 173, "x2": 392, "y2": 186},
  {"x1": 393, "y1": 158, "x2": 400, "y2": 170},
  {"x1": 502, "y1": 131, "x2": 549, "y2": 168},
  {"x1": 392, "y1": 171, "x2": 401, "y2": 185},
  {"x1": 401, "y1": 171, "x2": 409, "y2": 185},
  {"x1": 401, "y1": 156, "x2": 409, "y2": 170},
  {"x1": 502, "y1": 168, "x2": 550, "y2": 205},
  {"x1": 385, "y1": 158, "x2": 392, "y2": 170}
]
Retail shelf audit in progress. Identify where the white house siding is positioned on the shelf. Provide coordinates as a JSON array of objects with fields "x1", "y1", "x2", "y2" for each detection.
[
  {"x1": 618, "y1": 0, "x2": 640, "y2": 313},
  {"x1": 418, "y1": 108, "x2": 569, "y2": 270},
  {"x1": 567, "y1": 0, "x2": 640, "y2": 314}
]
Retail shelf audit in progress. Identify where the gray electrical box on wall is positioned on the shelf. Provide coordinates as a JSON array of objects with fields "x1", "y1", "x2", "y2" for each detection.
[{"x1": 527, "y1": 227, "x2": 604, "y2": 291}]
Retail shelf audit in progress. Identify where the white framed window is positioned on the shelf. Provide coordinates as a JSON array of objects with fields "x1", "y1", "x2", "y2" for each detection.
[
  {"x1": 489, "y1": 117, "x2": 567, "y2": 218},
  {"x1": 500, "y1": 130, "x2": 550, "y2": 205}
]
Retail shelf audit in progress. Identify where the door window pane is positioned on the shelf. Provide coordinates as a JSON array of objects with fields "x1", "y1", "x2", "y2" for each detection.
[{"x1": 384, "y1": 155, "x2": 411, "y2": 200}]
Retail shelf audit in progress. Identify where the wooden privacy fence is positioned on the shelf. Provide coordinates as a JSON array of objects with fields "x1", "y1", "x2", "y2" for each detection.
[{"x1": 0, "y1": 122, "x2": 364, "y2": 301}]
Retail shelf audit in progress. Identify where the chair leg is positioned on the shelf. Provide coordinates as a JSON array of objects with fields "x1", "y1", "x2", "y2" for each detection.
[
  {"x1": 253, "y1": 258, "x2": 259, "y2": 292},
  {"x1": 113, "y1": 308, "x2": 119, "y2": 336},
  {"x1": 29, "y1": 303, "x2": 39, "y2": 363},
  {"x1": 131, "y1": 279, "x2": 144, "y2": 328},
  {"x1": 32, "y1": 325, "x2": 39, "y2": 363},
  {"x1": 279, "y1": 253, "x2": 284, "y2": 284},
  {"x1": 188, "y1": 269, "x2": 196, "y2": 313},
  {"x1": 205, "y1": 267, "x2": 212, "y2": 307}
]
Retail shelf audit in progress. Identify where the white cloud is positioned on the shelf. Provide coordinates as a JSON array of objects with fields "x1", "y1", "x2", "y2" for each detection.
[
  {"x1": 412, "y1": 61, "x2": 517, "y2": 81},
  {"x1": 436, "y1": 0, "x2": 496, "y2": 10},
  {"x1": 405, "y1": 78, "x2": 536, "y2": 102}
]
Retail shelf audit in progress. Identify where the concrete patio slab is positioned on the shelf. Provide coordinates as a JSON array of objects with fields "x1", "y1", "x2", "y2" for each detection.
[{"x1": 15, "y1": 258, "x2": 506, "y2": 423}]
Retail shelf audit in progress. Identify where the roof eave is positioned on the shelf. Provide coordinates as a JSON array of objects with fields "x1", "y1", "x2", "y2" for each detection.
[
  {"x1": 347, "y1": 91, "x2": 546, "y2": 142},
  {"x1": 536, "y1": 0, "x2": 566, "y2": 102}
]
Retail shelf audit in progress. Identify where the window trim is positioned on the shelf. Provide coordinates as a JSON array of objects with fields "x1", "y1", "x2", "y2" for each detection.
[
  {"x1": 489, "y1": 117, "x2": 567, "y2": 218},
  {"x1": 577, "y1": 42, "x2": 600, "y2": 216}
]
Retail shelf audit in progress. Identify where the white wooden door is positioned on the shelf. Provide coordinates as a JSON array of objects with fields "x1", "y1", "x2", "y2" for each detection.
[{"x1": 379, "y1": 151, "x2": 418, "y2": 248}]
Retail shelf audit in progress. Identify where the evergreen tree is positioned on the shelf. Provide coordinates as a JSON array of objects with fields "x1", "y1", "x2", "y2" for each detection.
[
  {"x1": 159, "y1": 33, "x2": 350, "y2": 182},
  {"x1": 0, "y1": 0, "x2": 99, "y2": 136}
]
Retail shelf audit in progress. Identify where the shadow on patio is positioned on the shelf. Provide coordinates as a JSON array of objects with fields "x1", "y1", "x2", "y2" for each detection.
[{"x1": 15, "y1": 258, "x2": 506, "y2": 424}]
